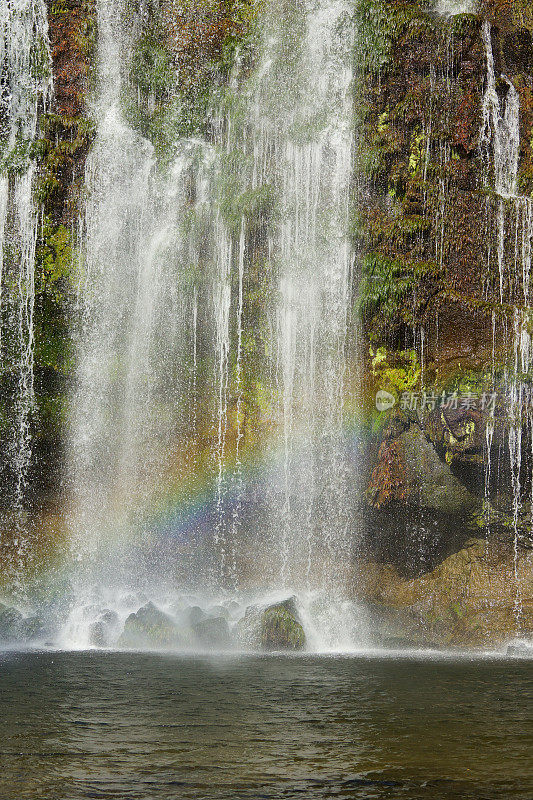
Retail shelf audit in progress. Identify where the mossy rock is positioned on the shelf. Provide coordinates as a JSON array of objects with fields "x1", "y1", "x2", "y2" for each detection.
[
  {"x1": 364, "y1": 539, "x2": 533, "y2": 647},
  {"x1": 260, "y1": 605, "x2": 306, "y2": 651},
  {"x1": 236, "y1": 596, "x2": 306, "y2": 651}
]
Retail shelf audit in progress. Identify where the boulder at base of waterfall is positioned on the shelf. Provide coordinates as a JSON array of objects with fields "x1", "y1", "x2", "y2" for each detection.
[
  {"x1": 18, "y1": 615, "x2": 47, "y2": 642},
  {"x1": 89, "y1": 610, "x2": 120, "y2": 647},
  {"x1": 193, "y1": 616, "x2": 232, "y2": 649},
  {"x1": 237, "y1": 597, "x2": 306, "y2": 651},
  {"x1": 261, "y1": 601, "x2": 306, "y2": 651},
  {"x1": 118, "y1": 602, "x2": 181, "y2": 649},
  {"x1": 183, "y1": 605, "x2": 206, "y2": 627},
  {"x1": 0, "y1": 603, "x2": 24, "y2": 641}
]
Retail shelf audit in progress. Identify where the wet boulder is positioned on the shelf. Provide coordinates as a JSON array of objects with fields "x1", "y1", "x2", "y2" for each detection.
[
  {"x1": 183, "y1": 605, "x2": 206, "y2": 627},
  {"x1": 237, "y1": 597, "x2": 306, "y2": 651},
  {"x1": 18, "y1": 615, "x2": 47, "y2": 642},
  {"x1": 118, "y1": 602, "x2": 181, "y2": 649},
  {"x1": 89, "y1": 610, "x2": 120, "y2": 647},
  {"x1": 260, "y1": 599, "x2": 306, "y2": 651},
  {"x1": 507, "y1": 642, "x2": 532, "y2": 658},
  {"x1": 0, "y1": 603, "x2": 24, "y2": 641},
  {"x1": 208, "y1": 604, "x2": 230, "y2": 621},
  {"x1": 224, "y1": 600, "x2": 241, "y2": 618},
  {"x1": 193, "y1": 616, "x2": 232, "y2": 649}
]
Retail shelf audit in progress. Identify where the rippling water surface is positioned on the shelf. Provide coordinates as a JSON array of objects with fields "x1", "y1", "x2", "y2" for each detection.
[{"x1": 0, "y1": 651, "x2": 531, "y2": 799}]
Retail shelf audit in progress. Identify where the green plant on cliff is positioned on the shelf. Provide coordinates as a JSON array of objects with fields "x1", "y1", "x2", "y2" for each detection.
[
  {"x1": 358, "y1": 253, "x2": 438, "y2": 335},
  {"x1": 217, "y1": 150, "x2": 277, "y2": 233},
  {"x1": 408, "y1": 126, "x2": 425, "y2": 175},
  {"x1": 124, "y1": 0, "x2": 258, "y2": 161}
]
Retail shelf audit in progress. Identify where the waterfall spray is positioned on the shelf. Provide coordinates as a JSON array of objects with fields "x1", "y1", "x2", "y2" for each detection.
[{"x1": 0, "y1": 0, "x2": 52, "y2": 579}]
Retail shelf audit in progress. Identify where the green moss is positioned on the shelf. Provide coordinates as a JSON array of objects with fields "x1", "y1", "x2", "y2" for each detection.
[
  {"x1": 124, "y1": 0, "x2": 258, "y2": 163},
  {"x1": 260, "y1": 607, "x2": 305, "y2": 651},
  {"x1": 37, "y1": 218, "x2": 73, "y2": 293},
  {"x1": 218, "y1": 167, "x2": 277, "y2": 233},
  {"x1": 408, "y1": 126, "x2": 425, "y2": 175},
  {"x1": 355, "y1": 0, "x2": 421, "y2": 74},
  {"x1": 35, "y1": 114, "x2": 95, "y2": 210}
]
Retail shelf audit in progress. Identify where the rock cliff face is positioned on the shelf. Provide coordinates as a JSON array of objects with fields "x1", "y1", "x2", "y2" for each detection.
[{"x1": 356, "y1": 0, "x2": 533, "y2": 643}]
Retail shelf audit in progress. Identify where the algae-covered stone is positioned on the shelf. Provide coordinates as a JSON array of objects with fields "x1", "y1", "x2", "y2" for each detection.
[
  {"x1": 260, "y1": 604, "x2": 306, "y2": 651},
  {"x1": 118, "y1": 602, "x2": 181, "y2": 649}
]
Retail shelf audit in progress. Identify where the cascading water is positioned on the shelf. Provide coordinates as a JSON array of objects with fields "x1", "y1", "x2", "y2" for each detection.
[
  {"x1": 252, "y1": 0, "x2": 360, "y2": 643},
  {"x1": 481, "y1": 21, "x2": 533, "y2": 633},
  {"x1": 435, "y1": 1, "x2": 477, "y2": 15},
  {"x1": 63, "y1": 0, "x2": 364, "y2": 651},
  {"x1": 0, "y1": 0, "x2": 52, "y2": 581},
  {"x1": 65, "y1": 0, "x2": 208, "y2": 640}
]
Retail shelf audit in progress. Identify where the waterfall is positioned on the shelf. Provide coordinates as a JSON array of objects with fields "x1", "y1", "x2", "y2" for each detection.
[
  {"x1": 68, "y1": 0, "x2": 201, "y2": 598},
  {"x1": 481, "y1": 21, "x2": 533, "y2": 629},
  {"x1": 0, "y1": 0, "x2": 52, "y2": 577},
  {"x1": 64, "y1": 0, "x2": 363, "y2": 650},
  {"x1": 264, "y1": 0, "x2": 355, "y2": 599}
]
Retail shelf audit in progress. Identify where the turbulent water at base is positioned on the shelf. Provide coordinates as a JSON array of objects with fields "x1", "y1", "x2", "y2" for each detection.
[
  {"x1": 0, "y1": 0, "x2": 52, "y2": 581},
  {"x1": 62, "y1": 0, "x2": 364, "y2": 651},
  {"x1": 481, "y1": 22, "x2": 533, "y2": 630}
]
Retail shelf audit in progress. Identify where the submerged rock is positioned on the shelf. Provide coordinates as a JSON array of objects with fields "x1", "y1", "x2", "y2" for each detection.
[
  {"x1": 237, "y1": 597, "x2": 306, "y2": 651},
  {"x1": 118, "y1": 602, "x2": 181, "y2": 649}
]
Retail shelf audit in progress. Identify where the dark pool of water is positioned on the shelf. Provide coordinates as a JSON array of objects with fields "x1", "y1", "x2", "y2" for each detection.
[{"x1": 0, "y1": 650, "x2": 531, "y2": 799}]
